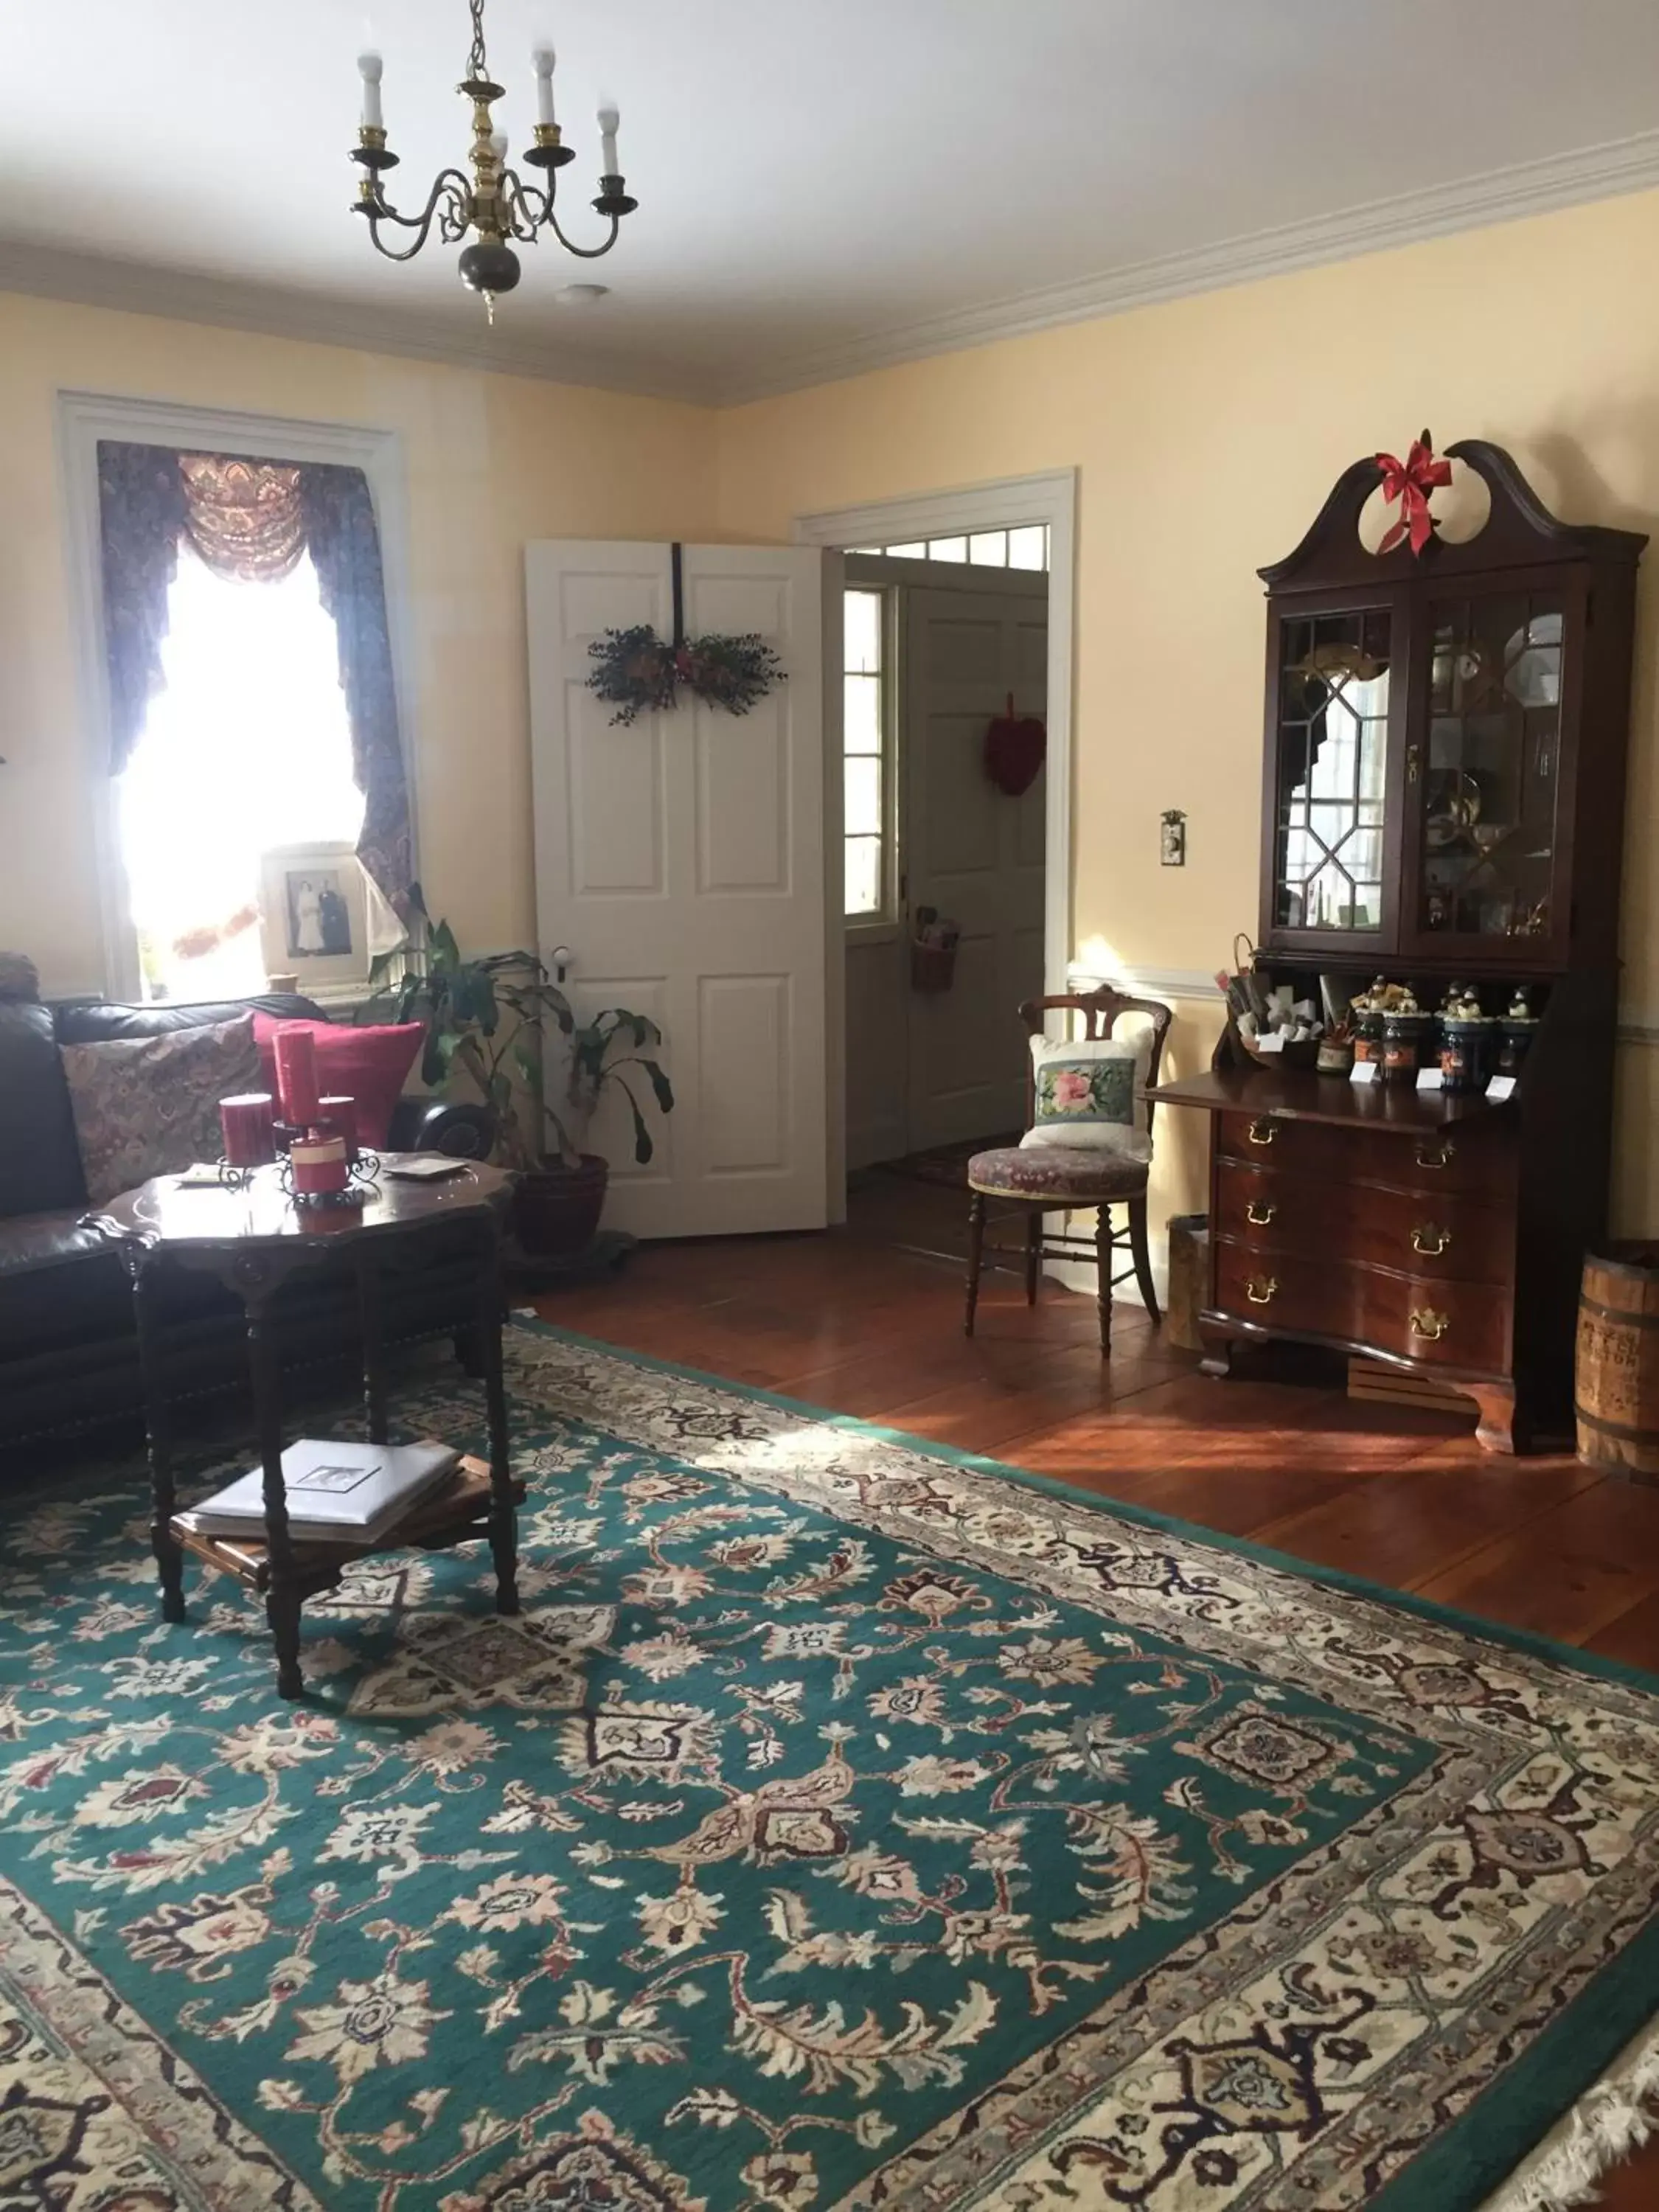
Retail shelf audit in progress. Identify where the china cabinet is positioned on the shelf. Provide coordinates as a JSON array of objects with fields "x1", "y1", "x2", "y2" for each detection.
[{"x1": 1152, "y1": 439, "x2": 1644, "y2": 1451}]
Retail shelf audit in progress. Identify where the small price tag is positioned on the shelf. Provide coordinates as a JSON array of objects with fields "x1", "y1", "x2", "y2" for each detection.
[
  {"x1": 1253, "y1": 1031, "x2": 1286, "y2": 1054},
  {"x1": 1349, "y1": 1060, "x2": 1378, "y2": 1086},
  {"x1": 1486, "y1": 1074, "x2": 1517, "y2": 1102},
  {"x1": 1416, "y1": 1066, "x2": 1444, "y2": 1092}
]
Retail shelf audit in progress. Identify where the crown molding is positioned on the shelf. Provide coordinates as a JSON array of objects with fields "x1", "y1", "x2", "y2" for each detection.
[
  {"x1": 715, "y1": 128, "x2": 1659, "y2": 406},
  {"x1": 0, "y1": 239, "x2": 717, "y2": 406},
  {"x1": 6, "y1": 127, "x2": 1659, "y2": 411}
]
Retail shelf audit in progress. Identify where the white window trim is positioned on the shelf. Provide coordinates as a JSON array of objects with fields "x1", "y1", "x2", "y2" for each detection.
[
  {"x1": 840, "y1": 580, "x2": 900, "y2": 939},
  {"x1": 57, "y1": 389, "x2": 421, "y2": 1004}
]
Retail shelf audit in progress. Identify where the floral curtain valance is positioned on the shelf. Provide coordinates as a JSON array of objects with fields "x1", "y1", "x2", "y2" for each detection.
[
  {"x1": 96, "y1": 439, "x2": 413, "y2": 911},
  {"x1": 178, "y1": 454, "x2": 306, "y2": 582}
]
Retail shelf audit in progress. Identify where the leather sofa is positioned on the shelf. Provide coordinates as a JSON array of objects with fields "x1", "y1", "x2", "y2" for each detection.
[{"x1": 0, "y1": 986, "x2": 492, "y2": 1454}]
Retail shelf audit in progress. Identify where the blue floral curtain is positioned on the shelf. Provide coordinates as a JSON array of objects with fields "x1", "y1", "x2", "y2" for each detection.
[
  {"x1": 296, "y1": 463, "x2": 413, "y2": 914},
  {"x1": 96, "y1": 441, "x2": 187, "y2": 779},
  {"x1": 94, "y1": 441, "x2": 413, "y2": 913}
]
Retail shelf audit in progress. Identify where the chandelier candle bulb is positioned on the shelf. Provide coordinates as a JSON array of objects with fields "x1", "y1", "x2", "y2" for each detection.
[
  {"x1": 599, "y1": 105, "x2": 619, "y2": 177},
  {"x1": 358, "y1": 52, "x2": 383, "y2": 132},
  {"x1": 532, "y1": 46, "x2": 556, "y2": 128}
]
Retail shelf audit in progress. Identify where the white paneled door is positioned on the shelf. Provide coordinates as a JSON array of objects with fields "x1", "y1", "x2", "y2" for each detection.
[
  {"x1": 904, "y1": 577, "x2": 1048, "y2": 1148},
  {"x1": 526, "y1": 542, "x2": 830, "y2": 1237}
]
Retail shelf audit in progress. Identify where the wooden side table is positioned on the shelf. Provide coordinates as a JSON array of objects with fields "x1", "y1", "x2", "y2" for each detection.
[{"x1": 91, "y1": 1158, "x2": 523, "y2": 1699}]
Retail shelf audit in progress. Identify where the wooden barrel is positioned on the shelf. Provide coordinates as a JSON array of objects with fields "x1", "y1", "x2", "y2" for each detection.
[{"x1": 1576, "y1": 1245, "x2": 1659, "y2": 1481}]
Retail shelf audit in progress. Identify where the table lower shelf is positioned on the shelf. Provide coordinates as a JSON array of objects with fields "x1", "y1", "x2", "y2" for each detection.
[{"x1": 170, "y1": 1455, "x2": 525, "y2": 1598}]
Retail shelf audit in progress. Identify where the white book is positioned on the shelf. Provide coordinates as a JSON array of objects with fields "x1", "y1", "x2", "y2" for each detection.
[{"x1": 185, "y1": 1438, "x2": 462, "y2": 1545}]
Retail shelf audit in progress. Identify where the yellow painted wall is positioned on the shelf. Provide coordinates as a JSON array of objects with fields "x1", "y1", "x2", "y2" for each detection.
[
  {"x1": 0, "y1": 291, "x2": 718, "y2": 992},
  {"x1": 7, "y1": 188, "x2": 1659, "y2": 1232},
  {"x1": 712, "y1": 187, "x2": 1659, "y2": 1235}
]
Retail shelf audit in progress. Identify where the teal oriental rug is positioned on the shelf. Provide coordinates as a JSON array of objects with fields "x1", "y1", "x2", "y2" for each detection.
[{"x1": 2, "y1": 1324, "x2": 1658, "y2": 2212}]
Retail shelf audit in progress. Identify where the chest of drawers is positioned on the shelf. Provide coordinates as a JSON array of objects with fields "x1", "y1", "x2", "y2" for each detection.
[{"x1": 1146, "y1": 1062, "x2": 1551, "y2": 1453}]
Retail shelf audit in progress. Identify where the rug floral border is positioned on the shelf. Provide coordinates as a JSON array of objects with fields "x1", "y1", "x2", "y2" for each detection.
[{"x1": 515, "y1": 1321, "x2": 1659, "y2": 2212}]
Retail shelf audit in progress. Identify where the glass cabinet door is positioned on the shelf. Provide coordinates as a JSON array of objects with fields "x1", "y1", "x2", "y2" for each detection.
[
  {"x1": 1410, "y1": 587, "x2": 1564, "y2": 949},
  {"x1": 1271, "y1": 605, "x2": 1394, "y2": 939}
]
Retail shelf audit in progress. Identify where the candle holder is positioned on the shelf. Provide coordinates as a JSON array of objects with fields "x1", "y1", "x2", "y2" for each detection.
[{"x1": 276, "y1": 1141, "x2": 383, "y2": 1209}]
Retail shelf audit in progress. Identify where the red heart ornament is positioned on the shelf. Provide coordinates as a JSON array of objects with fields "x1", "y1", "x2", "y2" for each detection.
[{"x1": 984, "y1": 694, "x2": 1046, "y2": 796}]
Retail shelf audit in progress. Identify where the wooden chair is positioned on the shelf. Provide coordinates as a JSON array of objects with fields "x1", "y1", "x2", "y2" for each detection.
[{"x1": 964, "y1": 986, "x2": 1173, "y2": 1352}]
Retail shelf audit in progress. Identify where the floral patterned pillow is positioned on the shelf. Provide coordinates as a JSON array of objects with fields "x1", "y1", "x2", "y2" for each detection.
[
  {"x1": 1019, "y1": 1034, "x2": 1152, "y2": 1159},
  {"x1": 62, "y1": 1013, "x2": 263, "y2": 1205}
]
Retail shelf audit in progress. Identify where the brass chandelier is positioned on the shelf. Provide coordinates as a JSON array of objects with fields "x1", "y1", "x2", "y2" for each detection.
[{"x1": 350, "y1": 0, "x2": 638, "y2": 316}]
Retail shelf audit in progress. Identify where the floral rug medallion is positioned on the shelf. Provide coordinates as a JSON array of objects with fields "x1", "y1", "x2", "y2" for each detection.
[{"x1": 1, "y1": 1324, "x2": 1657, "y2": 2212}]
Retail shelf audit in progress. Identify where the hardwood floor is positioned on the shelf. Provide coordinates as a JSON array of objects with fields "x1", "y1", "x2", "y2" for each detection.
[{"x1": 537, "y1": 1178, "x2": 1659, "y2": 2208}]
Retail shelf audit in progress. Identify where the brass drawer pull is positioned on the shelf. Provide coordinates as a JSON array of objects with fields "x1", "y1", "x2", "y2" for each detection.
[
  {"x1": 1245, "y1": 1198, "x2": 1277, "y2": 1227},
  {"x1": 1245, "y1": 1275, "x2": 1279, "y2": 1305},
  {"x1": 1410, "y1": 1306, "x2": 1450, "y2": 1341},
  {"x1": 1248, "y1": 1119, "x2": 1277, "y2": 1147},
  {"x1": 1411, "y1": 1225, "x2": 1450, "y2": 1256},
  {"x1": 1414, "y1": 1141, "x2": 1455, "y2": 1171}
]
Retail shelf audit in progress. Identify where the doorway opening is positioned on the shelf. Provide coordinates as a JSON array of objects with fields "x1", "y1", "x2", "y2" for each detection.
[{"x1": 795, "y1": 471, "x2": 1075, "y2": 1222}]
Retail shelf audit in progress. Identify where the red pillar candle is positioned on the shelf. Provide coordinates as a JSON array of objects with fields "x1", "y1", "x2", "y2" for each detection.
[
  {"x1": 289, "y1": 1130, "x2": 351, "y2": 1202},
  {"x1": 271, "y1": 1025, "x2": 321, "y2": 1126},
  {"x1": 318, "y1": 1095, "x2": 358, "y2": 1161},
  {"x1": 219, "y1": 1092, "x2": 276, "y2": 1167}
]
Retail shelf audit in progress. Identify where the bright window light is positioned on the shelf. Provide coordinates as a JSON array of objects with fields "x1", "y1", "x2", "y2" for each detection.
[
  {"x1": 117, "y1": 546, "x2": 365, "y2": 1001},
  {"x1": 843, "y1": 586, "x2": 888, "y2": 919}
]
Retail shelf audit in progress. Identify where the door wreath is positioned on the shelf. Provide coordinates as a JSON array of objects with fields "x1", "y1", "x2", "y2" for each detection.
[{"x1": 587, "y1": 543, "x2": 785, "y2": 726}]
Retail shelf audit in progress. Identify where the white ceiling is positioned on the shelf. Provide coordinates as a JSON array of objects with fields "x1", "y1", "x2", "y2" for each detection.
[{"x1": 5, "y1": 0, "x2": 1659, "y2": 404}]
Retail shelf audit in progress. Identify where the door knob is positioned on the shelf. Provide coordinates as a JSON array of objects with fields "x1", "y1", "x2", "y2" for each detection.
[{"x1": 548, "y1": 945, "x2": 573, "y2": 984}]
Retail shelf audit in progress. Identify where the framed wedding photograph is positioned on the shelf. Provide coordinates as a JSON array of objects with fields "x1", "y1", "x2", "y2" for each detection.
[{"x1": 258, "y1": 842, "x2": 370, "y2": 998}]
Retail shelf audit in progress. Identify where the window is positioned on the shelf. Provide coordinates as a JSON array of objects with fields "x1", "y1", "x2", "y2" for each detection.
[
  {"x1": 843, "y1": 588, "x2": 888, "y2": 919},
  {"x1": 846, "y1": 526, "x2": 1048, "y2": 571},
  {"x1": 116, "y1": 546, "x2": 368, "y2": 1002}
]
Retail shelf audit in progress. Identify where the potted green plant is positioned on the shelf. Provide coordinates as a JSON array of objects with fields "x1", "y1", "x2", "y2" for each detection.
[{"x1": 361, "y1": 888, "x2": 673, "y2": 1255}]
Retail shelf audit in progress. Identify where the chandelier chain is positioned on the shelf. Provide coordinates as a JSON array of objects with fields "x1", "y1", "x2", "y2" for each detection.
[{"x1": 467, "y1": 0, "x2": 487, "y2": 82}]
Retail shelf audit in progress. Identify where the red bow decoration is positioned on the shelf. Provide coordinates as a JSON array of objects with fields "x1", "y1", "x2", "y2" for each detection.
[{"x1": 1374, "y1": 428, "x2": 1453, "y2": 557}]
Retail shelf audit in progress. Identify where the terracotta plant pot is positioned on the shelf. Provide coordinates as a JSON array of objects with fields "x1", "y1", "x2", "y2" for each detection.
[{"x1": 513, "y1": 1154, "x2": 610, "y2": 1256}]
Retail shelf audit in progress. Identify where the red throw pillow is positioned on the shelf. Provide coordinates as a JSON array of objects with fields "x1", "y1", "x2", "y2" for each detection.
[{"x1": 253, "y1": 1015, "x2": 424, "y2": 1150}]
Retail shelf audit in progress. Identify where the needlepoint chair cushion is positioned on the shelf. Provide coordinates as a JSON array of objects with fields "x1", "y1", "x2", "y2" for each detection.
[
  {"x1": 1020, "y1": 1032, "x2": 1152, "y2": 1160},
  {"x1": 967, "y1": 1144, "x2": 1150, "y2": 1203}
]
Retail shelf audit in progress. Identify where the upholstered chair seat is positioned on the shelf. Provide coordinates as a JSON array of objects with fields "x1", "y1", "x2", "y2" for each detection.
[{"x1": 966, "y1": 1146, "x2": 1149, "y2": 1203}]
